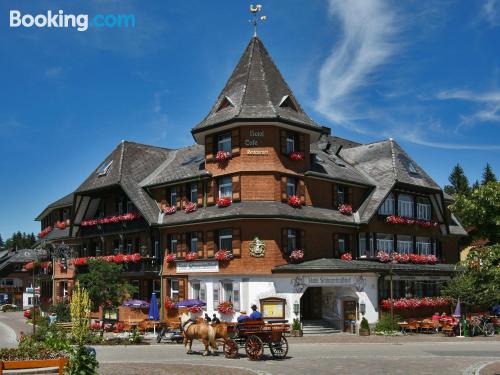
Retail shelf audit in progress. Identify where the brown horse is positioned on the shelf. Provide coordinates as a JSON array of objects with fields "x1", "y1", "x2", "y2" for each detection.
[{"x1": 179, "y1": 313, "x2": 217, "y2": 356}]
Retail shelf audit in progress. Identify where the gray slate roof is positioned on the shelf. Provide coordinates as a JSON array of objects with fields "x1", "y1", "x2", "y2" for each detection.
[
  {"x1": 193, "y1": 37, "x2": 324, "y2": 133},
  {"x1": 159, "y1": 201, "x2": 357, "y2": 226},
  {"x1": 0, "y1": 249, "x2": 48, "y2": 273},
  {"x1": 35, "y1": 192, "x2": 73, "y2": 221},
  {"x1": 272, "y1": 257, "x2": 459, "y2": 275},
  {"x1": 75, "y1": 141, "x2": 172, "y2": 224},
  {"x1": 141, "y1": 144, "x2": 210, "y2": 188},
  {"x1": 41, "y1": 227, "x2": 72, "y2": 242}
]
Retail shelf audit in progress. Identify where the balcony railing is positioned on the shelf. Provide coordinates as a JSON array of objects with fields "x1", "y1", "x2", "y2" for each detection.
[{"x1": 121, "y1": 257, "x2": 161, "y2": 273}]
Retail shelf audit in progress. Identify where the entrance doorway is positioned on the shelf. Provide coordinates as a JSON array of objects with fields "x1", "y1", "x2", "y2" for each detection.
[
  {"x1": 343, "y1": 300, "x2": 357, "y2": 332},
  {"x1": 300, "y1": 287, "x2": 322, "y2": 320}
]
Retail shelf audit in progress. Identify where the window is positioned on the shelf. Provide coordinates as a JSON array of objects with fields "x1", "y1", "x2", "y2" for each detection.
[
  {"x1": 286, "y1": 133, "x2": 295, "y2": 154},
  {"x1": 189, "y1": 233, "x2": 198, "y2": 252},
  {"x1": 408, "y1": 161, "x2": 418, "y2": 174},
  {"x1": 219, "y1": 229, "x2": 233, "y2": 252},
  {"x1": 398, "y1": 194, "x2": 414, "y2": 218},
  {"x1": 218, "y1": 176, "x2": 232, "y2": 198},
  {"x1": 416, "y1": 237, "x2": 432, "y2": 255},
  {"x1": 170, "y1": 279, "x2": 179, "y2": 301},
  {"x1": 379, "y1": 193, "x2": 395, "y2": 215},
  {"x1": 190, "y1": 183, "x2": 198, "y2": 203},
  {"x1": 131, "y1": 280, "x2": 139, "y2": 300},
  {"x1": 213, "y1": 283, "x2": 220, "y2": 310},
  {"x1": 336, "y1": 185, "x2": 346, "y2": 206},
  {"x1": 169, "y1": 235, "x2": 177, "y2": 254},
  {"x1": 338, "y1": 235, "x2": 346, "y2": 253},
  {"x1": 397, "y1": 235, "x2": 413, "y2": 254},
  {"x1": 97, "y1": 160, "x2": 113, "y2": 176},
  {"x1": 191, "y1": 281, "x2": 201, "y2": 300},
  {"x1": 376, "y1": 234, "x2": 394, "y2": 252},
  {"x1": 170, "y1": 189, "x2": 177, "y2": 207},
  {"x1": 416, "y1": 197, "x2": 431, "y2": 220},
  {"x1": 221, "y1": 280, "x2": 240, "y2": 311},
  {"x1": 358, "y1": 233, "x2": 372, "y2": 258},
  {"x1": 286, "y1": 177, "x2": 296, "y2": 197},
  {"x1": 126, "y1": 201, "x2": 135, "y2": 213},
  {"x1": 287, "y1": 229, "x2": 297, "y2": 253},
  {"x1": 217, "y1": 133, "x2": 232, "y2": 153}
]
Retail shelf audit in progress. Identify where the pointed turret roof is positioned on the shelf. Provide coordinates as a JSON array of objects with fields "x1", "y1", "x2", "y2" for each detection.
[{"x1": 192, "y1": 37, "x2": 327, "y2": 138}]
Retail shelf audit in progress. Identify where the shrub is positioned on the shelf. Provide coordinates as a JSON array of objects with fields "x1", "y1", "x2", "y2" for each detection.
[
  {"x1": 1, "y1": 304, "x2": 18, "y2": 312},
  {"x1": 360, "y1": 317, "x2": 370, "y2": 334},
  {"x1": 374, "y1": 313, "x2": 399, "y2": 335},
  {"x1": 47, "y1": 301, "x2": 71, "y2": 322},
  {"x1": 292, "y1": 319, "x2": 302, "y2": 331},
  {"x1": 65, "y1": 344, "x2": 99, "y2": 375}
]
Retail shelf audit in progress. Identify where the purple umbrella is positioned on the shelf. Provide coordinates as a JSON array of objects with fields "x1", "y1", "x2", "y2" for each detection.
[
  {"x1": 123, "y1": 299, "x2": 150, "y2": 308},
  {"x1": 174, "y1": 299, "x2": 206, "y2": 308}
]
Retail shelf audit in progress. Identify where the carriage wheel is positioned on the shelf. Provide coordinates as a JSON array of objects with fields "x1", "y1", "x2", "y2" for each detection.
[
  {"x1": 269, "y1": 336, "x2": 289, "y2": 359},
  {"x1": 245, "y1": 335, "x2": 264, "y2": 360},
  {"x1": 485, "y1": 323, "x2": 495, "y2": 337},
  {"x1": 223, "y1": 339, "x2": 239, "y2": 359}
]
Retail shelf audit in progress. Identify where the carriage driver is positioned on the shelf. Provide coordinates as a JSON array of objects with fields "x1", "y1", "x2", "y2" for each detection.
[{"x1": 249, "y1": 304, "x2": 262, "y2": 319}]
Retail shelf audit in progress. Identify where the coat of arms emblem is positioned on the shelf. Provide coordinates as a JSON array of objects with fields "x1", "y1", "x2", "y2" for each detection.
[{"x1": 249, "y1": 236, "x2": 265, "y2": 257}]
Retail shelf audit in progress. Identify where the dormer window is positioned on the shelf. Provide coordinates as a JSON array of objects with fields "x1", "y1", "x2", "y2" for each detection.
[
  {"x1": 216, "y1": 96, "x2": 234, "y2": 112},
  {"x1": 279, "y1": 95, "x2": 298, "y2": 111},
  {"x1": 398, "y1": 194, "x2": 414, "y2": 218},
  {"x1": 217, "y1": 133, "x2": 232, "y2": 153},
  {"x1": 407, "y1": 161, "x2": 418, "y2": 174},
  {"x1": 97, "y1": 160, "x2": 113, "y2": 176}
]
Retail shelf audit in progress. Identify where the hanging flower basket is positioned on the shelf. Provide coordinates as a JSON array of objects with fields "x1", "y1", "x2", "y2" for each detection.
[
  {"x1": 340, "y1": 252, "x2": 352, "y2": 261},
  {"x1": 215, "y1": 151, "x2": 231, "y2": 164},
  {"x1": 39, "y1": 226, "x2": 53, "y2": 238},
  {"x1": 289, "y1": 249, "x2": 304, "y2": 263},
  {"x1": 217, "y1": 301, "x2": 234, "y2": 315},
  {"x1": 385, "y1": 215, "x2": 438, "y2": 228},
  {"x1": 165, "y1": 254, "x2": 176, "y2": 264},
  {"x1": 217, "y1": 197, "x2": 232, "y2": 208},
  {"x1": 288, "y1": 195, "x2": 301, "y2": 208},
  {"x1": 188, "y1": 305, "x2": 203, "y2": 314},
  {"x1": 288, "y1": 151, "x2": 304, "y2": 161},
  {"x1": 163, "y1": 206, "x2": 177, "y2": 215},
  {"x1": 184, "y1": 252, "x2": 198, "y2": 262},
  {"x1": 339, "y1": 204, "x2": 353, "y2": 215},
  {"x1": 381, "y1": 297, "x2": 451, "y2": 310},
  {"x1": 165, "y1": 298, "x2": 175, "y2": 310},
  {"x1": 215, "y1": 249, "x2": 233, "y2": 261},
  {"x1": 184, "y1": 202, "x2": 197, "y2": 213}
]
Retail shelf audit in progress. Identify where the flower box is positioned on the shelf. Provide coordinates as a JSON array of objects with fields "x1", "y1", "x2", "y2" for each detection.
[
  {"x1": 214, "y1": 249, "x2": 233, "y2": 261},
  {"x1": 184, "y1": 202, "x2": 197, "y2": 213},
  {"x1": 340, "y1": 252, "x2": 352, "y2": 261},
  {"x1": 217, "y1": 197, "x2": 232, "y2": 208},
  {"x1": 385, "y1": 215, "x2": 438, "y2": 228},
  {"x1": 381, "y1": 297, "x2": 450, "y2": 310},
  {"x1": 81, "y1": 212, "x2": 141, "y2": 227},
  {"x1": 288, "y1": 151, "x2": 304, "y2": 161},
  {"x1": 339, "y1": 204, "x2": 353, "y2": 215},
  {"x1": 71, "y1": 253, "x2": 142, "y2": 266},
  {"x1": 163, "y1": 206, "x2": 177, "y2": 215},
  {"x1": 165, "y1": 254, "x2": 175, "y2": 264},
  {"x1": 38, "y1": 226, "x2": 52, "y2": 238},
  {"x1": 377, "y1": 251, "x2": 438, "y2": 265},
  {"x1": 288, "y1": 195, "x2": 301, "y2": 208},
  {"x1": 215, "y1": 151, "x2": 231, "y2": 163},
  {"x1": 184, "y1": 252, "x2": 198, "y2": 262},
  {"x1": 217, "y1": 301, "x2": 234, "y2": 315},
  {"x1": 164, "y1": 298, "x2": 175, "y2": 310},
  {"x1": 289, "y1": 249, "x2": 304, "y2": 263}
]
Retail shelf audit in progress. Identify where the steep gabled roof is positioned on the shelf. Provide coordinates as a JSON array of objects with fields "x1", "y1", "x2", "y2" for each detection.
[
  {"x1": 192, "y1": 37, "x2": 325, "y2": 134},
  {"x1": 35, "y1": 192, "x2": 74, "y2": 221},
  {"x1": 75, "y1": 141, "x2": 172, "y2": 224}
]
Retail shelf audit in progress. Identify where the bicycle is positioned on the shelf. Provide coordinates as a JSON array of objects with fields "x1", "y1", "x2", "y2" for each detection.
[{"x1": 470, "y1": 316, "x2": 495, "y2": 337}]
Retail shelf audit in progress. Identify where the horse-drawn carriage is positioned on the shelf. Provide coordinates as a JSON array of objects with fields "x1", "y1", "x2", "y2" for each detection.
[{"x1": 222, "y1": 320, "x2": 290, "y2": 360}]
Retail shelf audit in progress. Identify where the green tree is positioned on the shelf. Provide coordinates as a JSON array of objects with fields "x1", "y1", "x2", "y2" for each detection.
[
  {"x1": 449, "y1": 182, "x2": 500, "y2": 243},
  {"x1": 0, "y1": 234, "x2": 4, "y2": 249},
  {"x1": 444, "y1": 163, "x2": 470, "y2": 196},
  {"x1": 443, "y1": 245, "x2": 500, "y2": 307},
  {"x1": 481, "y1": 163, "x2": 497, "y2": 185}
]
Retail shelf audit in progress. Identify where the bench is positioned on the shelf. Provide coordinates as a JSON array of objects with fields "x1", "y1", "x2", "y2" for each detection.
[
  {"x1": 0, "y1": 358, "x2": 67, "y2": 375},
  {"x1": 54, "y1": 322, "x2": 73, "y2": 331}
]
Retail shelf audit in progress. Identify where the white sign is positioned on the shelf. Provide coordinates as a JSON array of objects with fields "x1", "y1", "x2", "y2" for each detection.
[
  {"x1": 176, "y1": 260, "x2": 219, "y2": 273},
  {"x1": 246, "y1": 149, "x2": 269, "y2": 156},
  {"x1": 244, "y1": 130, "x2": 265, "y2": 146},
  {"x1": 291, "y1": 275, "x2": 366, "y2": 293},
  {"x1": 384, "y1": 275, "x2": 450, "y2": 281}
]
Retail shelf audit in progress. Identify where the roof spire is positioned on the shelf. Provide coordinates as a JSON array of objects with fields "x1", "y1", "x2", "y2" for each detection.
[{"x1": 249, "y1": 4, "x2": 266, "y2": 37}]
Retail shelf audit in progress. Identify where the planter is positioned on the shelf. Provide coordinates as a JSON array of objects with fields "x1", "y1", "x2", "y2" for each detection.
[
  {"x1": 290, "y1": 329, "x2": 303, "y2": 337},
  {"x1": 359, "y1": 328, "x2": 370, "y2": 336}
]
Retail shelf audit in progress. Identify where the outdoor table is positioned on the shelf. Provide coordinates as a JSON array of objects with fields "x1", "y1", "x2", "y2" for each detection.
[{"x1": 398, "y1": 322, "x2": 409, "y2": 334}]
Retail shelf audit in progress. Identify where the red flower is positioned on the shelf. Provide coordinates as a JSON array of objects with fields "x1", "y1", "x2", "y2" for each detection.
[
  {"x1": 217, "y1": 301, "x2": 234, "y2": 315},
  {"x1": 165, "y1": 254, "x2": 175, "y2": 264},
  {"x1": 55, "y1": 221, "x2": 66, "y2": 230},
  {"x1": 81, "y1": 212, "x2": 140, "y2": 227},
  {"x1": 340, "y1": 252, "x2": 352, "y2": 261},
  {"x1": 188, "y1": 305, "x2": 203, "y2": 314},
  {"x1": 184, "y1": 252, "x2": 198, "y2": 262},
  {"x1": 113, "y1": 254, "x2": 125, "y2": 264},
  {"x1": 289, "y1": 249, "x2": 304, "y2": 262},
  {"x1": 288, "y1": 195, "x2": 301, "y2": 208},
  {"x1": 163, "y1": 206, "x2": 177, "y2": 215},
  {"x1": 385, "y1": 215, "x2": 437, "y2": 228},
  {"x1": 339, "y1": 204, "x2": 353, "y2": 215},
  {"x1": 215, "y1": 250, "x2": 233, "y2": 261},
  {"x1": 184, "y1": 202, "x2": 197, "y2": 213},
  {"x1": 130, "y1": 253, "x2": 141, "y2": 263},
  {"x1": 216, "y1": 197, "x2": 232, "y2": 207},
  {"x1": 39, "y1": 226, "x2": 53, "y2": 238},
  {"x1": 215, "y1": 151, "x2": 231, "y2": 163},
  {"x1": 381, "y1": 297, "x2": 451, "y2": 310},
  {"x1": 288, "y1": 151, "x2": 305, "y2": 161},
  {"x1": 377, "y1": 251, "x2": 391, "y2": 263},
  {"x1": 165, "y1": 298, "x2": 175, "y2": 310}
]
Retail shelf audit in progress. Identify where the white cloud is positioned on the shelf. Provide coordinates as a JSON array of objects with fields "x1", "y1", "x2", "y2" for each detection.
[
  {"x1": 44, "y1": 67, "x2": 63, "y2": 79},
  {"x1": 480, "y1": 0, "x2": 500, "y2": 26}
]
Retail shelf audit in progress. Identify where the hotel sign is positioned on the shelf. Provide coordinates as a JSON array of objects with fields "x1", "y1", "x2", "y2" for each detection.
[
  {"x1": 291, "y1": 275, "x2": 366, "y2": 293},
  {"x1": 176, "y1": 260, "x2": 219, "y2": 273},
  {"x1": 383, "y1": 275, "x2": 450, "y2": 281}
]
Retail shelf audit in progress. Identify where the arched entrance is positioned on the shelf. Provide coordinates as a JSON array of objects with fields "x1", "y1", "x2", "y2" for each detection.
[{"x1": 300, "y1": 287, "x2": 322, "y2": 320}]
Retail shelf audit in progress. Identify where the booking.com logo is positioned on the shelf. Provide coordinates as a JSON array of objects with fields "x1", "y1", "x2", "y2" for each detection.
[{"x1": 9, "y1": 10, "x2": 135, "y2": 32}]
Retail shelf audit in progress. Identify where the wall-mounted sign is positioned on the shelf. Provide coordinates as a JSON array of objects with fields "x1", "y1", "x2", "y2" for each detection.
[
  {"x1": 249, "y1": 236, "x2": 266, "y2": 257},
  {"x1": 290, "y1": 275, "x2": 366, "y2": 293},
  {"x1": 383, "y1": 275, "x2": 450, "y2": 281},
  {"x1": 246, "y1": 150, "x2": 269, "y2": 156},
  {"x1": 244, "y1": 130, "x2": 265, "y2": 146},
  {"x1": 176, "y1": 260, "x2": 219, "y2": 273}
]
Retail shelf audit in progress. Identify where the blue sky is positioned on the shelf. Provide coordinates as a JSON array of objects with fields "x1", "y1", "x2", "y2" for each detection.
[{"x1": 0, "y1": 0, "x2": 499, "y2": 239}]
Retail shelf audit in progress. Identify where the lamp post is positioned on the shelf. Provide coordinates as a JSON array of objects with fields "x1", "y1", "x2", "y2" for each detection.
[
  {"x1": 360, "y1": 300, "x2": 366, "y2": 317},
  {"x1": 293, "y1": 301, "x2": 300, "y2": 317}
]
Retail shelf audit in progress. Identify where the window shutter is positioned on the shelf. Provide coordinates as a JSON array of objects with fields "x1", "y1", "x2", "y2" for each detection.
[
  {"x1": 233, "y1": 281, "x2": 240, "y2": 311},
  {"x1": 197, "y1": 183, "x2": 204, "y2": 206},
  {"x1": 178, "y1": 278, "x2": 186, "y2": 301},
  {"x1": 207, "y1": 179, "x2": 216, "y2": 206},
  {"x1": 281, "y1": 229, "x2": 288, "y2": 253},
  {"x1": 206, "y1": 135, "x2": 214, "y2": 161},
  {"x1": 206, "y1": 231, "x2": 215, "y2": 257},
  {"x1": 176, "y1": 186, "x2": 182, "y2": 208},
  {"x1": 197, "y1": 232, "x2": 204, "y2": 258},
  {"x1": 175, "y1": 235, "x2": 182, "y2": 258},
  {"x1": 231, "y1": 128, "x2": 240, "y2": 155},
  {"x1": 333, "y1": 234, "x2": 339, "y2": 258},
  {"x1": 180, "y1": 233, "x2": 187, "y2": 257},
  {"x1": 232, "y1": 228, "x2": 241, "y2": 257},
  {"x1": 280, "y1": 130, "x2": 287, "y2": 155},
  {"x1": 181, "y1": 184, "x2": 187, "y2": 206},
  {"x1": 200, "y1": 281, "x2": 206, "y2": 302},
  {"x1": 167, "y1": 234, "x2": 172, "y2": 254},
  {"x1": 298, "y1": 179, "x2": 306, "y2": 205},
  {"x1": 300, "y1": 230, "x2": 305, "y2": 250},
  {"x1": 232, "y1": 175, "x2": 241, "y2": 202},
  {"x1": 435, "y1": 240, "x2": 442, "y2": 260},
  {"x1": 281, "y1": 176, "x2": 288, "y2": 202},
  {"x1": 213, "y1": 282, "x2": 220, "y2": 309},
  {"x1": 299, "y1": 133, "x2": 305, "y2": 153}
]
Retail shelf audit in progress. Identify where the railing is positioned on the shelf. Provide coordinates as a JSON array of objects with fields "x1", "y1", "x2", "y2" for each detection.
[
  {"x1": 122, "y1": 257, "x2": 161, "y2": 273},
  {"x1": 0, "y1": 286, "x2": 24, "y2": 293}
]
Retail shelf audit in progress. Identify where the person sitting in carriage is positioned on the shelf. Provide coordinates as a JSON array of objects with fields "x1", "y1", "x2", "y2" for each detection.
[{"x1": 249, "y1": 304, "x2": 262, "y2": 319}]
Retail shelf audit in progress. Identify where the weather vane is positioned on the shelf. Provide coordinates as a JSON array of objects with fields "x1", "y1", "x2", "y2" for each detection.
[{"x1": 249, "y1": 4, "x2": 267, "y2": 37}]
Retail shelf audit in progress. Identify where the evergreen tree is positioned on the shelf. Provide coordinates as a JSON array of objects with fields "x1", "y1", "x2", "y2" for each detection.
[
  {"x1": 443, "y1": 164, "x2": 470, "y2": 196},
  {"x1": 471, "y1": 180, "x2": 480, "y2": 192},
  {"x1": 0, "y1": 234, "x2": 4, "y2": 249},
  {"x1": 481, "y1": 163, "x2": 497, "y2": 185}
]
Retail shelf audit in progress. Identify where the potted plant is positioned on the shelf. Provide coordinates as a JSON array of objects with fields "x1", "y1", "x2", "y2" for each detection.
[
  {"x1": 359, "y1": 317, "x2": 370, "y2": 336},
  {"x1": 291, "y1": 318, "x2": 303, "y2": 337}
]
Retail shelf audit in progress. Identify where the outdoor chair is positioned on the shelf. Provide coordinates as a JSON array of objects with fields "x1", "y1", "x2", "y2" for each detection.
[
  {"x1": 441, "y1": 323, "x2": 455, "y2": 336},
  {"x1": 420, "y1": 320, "x2": 433, "y2": 333},
  {"x1": 406, "y1": 320, "x2": 419, "y2": 333}
]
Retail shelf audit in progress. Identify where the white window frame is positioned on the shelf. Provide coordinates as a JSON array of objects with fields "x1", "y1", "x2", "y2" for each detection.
[
  {"x1": 416, "y1": 197, "x2": 431, "y2": 220},
  {"x1": 397, "y1": 235, "x2": 413, "y2": 254},
  {"x1": 336, "y1": 185, "x2": 346, "y2": 206},
  {"x1": 218, "y1": 176, "x2": 232, "y2": 198},
  {"x1": 190, "y1": 183, "x2": 198, "y2": 203},
  {"x1": 191, "y1": 280, "x2": 201, "y2": 300},
  {"x1": 286, "y1": 133, "x2": 295, "y2": 154},
  {"x1": 218, "y1": 133, "x2": 232, "y2": 153},
  {"x1": 170, "y1": 279, "x2": 179, "y2": 301},
  {"x1": 287, "y1": 229, "x2": 297, "y2": 252},
  {"x1": 221, "y1": 280, "x2": 234, "y2": 302},
  {"x1": 338, "y1": 237, "x2": 346, "y2": 253},
  {"x1": 376, "y1": 234, "x2": 394, "y2": 252},
  {"x1": 170, "y1": 189, "x2": 177, "y2": 207},
  {"x1": 398, "y1": 194, "x2": 414, "y2": 218},
  {"x1": 358, "y1": 233, "x2": 370, "y2": 258},
  {"x1": 190, "y1": 233, "x2": 198, "y2": 253},
  {"x1": 219, "y1": 229, "x2": 233, "y2": 252},
  {"x1": 416, "y1": 237, "x2": 432, "y2": 255},
  {"x1": 286, "y1": 177, "x2": 296, "y2": 197},
  {"x1": 379, "y1": 193, "x2": 395, "y2": 215}
]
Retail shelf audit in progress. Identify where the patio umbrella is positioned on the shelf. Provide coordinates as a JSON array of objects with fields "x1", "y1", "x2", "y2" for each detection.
[
  {"x1": 148, "y1": 293, "x2": 160, "y2": 335},
  {"x1": 453, "y1": 299, "x2": 461, "y2": 318},
  {"x1": 122, "y1": 299, "x2": 150, "y2": 308},
  {"x1": 174, "y1": 298, "x2": 206, "y2": 308}
]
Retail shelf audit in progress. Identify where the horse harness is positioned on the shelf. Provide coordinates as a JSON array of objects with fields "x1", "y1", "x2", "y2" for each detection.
[{"x1": 181, "y1": 318, "x2": 196, "y2": 333}]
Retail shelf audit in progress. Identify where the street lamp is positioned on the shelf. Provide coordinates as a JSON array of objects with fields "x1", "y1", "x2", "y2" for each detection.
[
  {"x1": 359, "y1": 300, "x2": 366, "y2": 316},
  {"x1": 293, "y1": 301, "x2": 300, "y2": 316}
]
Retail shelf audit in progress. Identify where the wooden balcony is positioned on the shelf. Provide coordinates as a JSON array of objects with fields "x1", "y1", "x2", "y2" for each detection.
[{"x1": 122, "y1": 257, "x2": 161, "y2": 274}]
